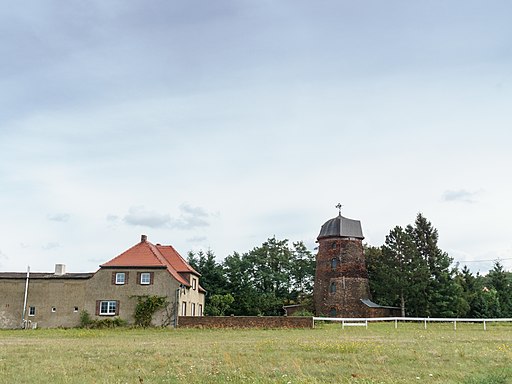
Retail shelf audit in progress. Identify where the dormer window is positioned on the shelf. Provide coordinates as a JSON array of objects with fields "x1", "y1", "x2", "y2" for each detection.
[{"x1": 192, "y1": 278, "x2": 197, "y2": 290}]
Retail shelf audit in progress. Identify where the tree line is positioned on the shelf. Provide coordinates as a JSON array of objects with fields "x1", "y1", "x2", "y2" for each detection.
[
  {"x1": 188, "y1": 213, "x2": 512, "y2": 318},
  {"x1": 187, "y1": 237, "x2": 315, "y2": 316},
  {"x1": 367, "y1": 213, "x2": 512, "y2": 318}
]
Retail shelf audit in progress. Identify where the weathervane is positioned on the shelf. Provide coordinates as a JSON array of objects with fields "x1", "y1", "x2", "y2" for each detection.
[{"x1": 336, "y1": 203, "x2": 343, "y2": 215}]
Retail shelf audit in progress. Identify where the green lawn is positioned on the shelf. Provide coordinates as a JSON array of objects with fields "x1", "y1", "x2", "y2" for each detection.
[{"x1": 0, "y1": 322, "x2": 511, "y2": 383}]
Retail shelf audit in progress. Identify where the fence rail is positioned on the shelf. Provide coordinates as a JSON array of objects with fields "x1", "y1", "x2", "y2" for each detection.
[{"x1": 313, "y1": 317, "x2": 512, "y2": 330}]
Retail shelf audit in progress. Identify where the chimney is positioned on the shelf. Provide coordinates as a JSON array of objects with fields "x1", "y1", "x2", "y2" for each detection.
[
  {"x1": 54, "y1": 264, "x2": 66, "y2": 276},
  {"x1": 141, "y1": 234, "x2": 147, "y2": 242}
]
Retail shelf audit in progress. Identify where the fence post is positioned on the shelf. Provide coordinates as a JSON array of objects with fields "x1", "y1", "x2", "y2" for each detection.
[
  {"x1": 395, "y1": 319, "x2": 397, "y2": 329},
  {"x1": 454, "y1": 320, "x2": 457, "y2": 331},
  {"x1": 483, "y1": 320, "x2": 486, "y2": 331},
  {"x1": 424, "y1": 319, "x2": 427, "y2": 329}
]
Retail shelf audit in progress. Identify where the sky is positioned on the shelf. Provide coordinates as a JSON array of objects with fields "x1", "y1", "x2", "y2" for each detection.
[{"x1": 1, "y1": 1, "x2": 511, "y2": 274}]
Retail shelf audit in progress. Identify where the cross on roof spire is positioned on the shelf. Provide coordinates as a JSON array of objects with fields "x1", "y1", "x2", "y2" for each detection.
[{"x1": 336, "y1": 203, "x2": 343, "y2": 215}]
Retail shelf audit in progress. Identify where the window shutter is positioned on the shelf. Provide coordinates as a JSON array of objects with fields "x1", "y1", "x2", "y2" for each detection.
[
  {"x1": 111, "y1": 272, "x2": 116, "y2": 285},
  {"x1": 95, "y1": 300, "x2": 100, "y2": 316},
  {"x1": 149, "y1": 272, "x2": 154, "y2": 285},
  {"x1": 125, "y1": 272, "x2": 129, "y2": 284},
  {"x1": 137, "y1": 272, "x2": 141, "y2": 285},
  {"x1": 116, "y1": 301, "x2": 120, "y2": 316}
]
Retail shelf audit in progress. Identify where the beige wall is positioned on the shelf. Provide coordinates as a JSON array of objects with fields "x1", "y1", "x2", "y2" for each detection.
[
  {"x1": 0, "y1": 268, "x2": 206, "y2": 329},
  {"x1": 86, "y1": 267, "x2": 180, "y2": 326},
  {"x1": 177, "y1": 273, "x2": 205, "y2": 316},
  {"x1": 0, "y1": 279, "x2": 29, "y2": 329},
  {"x1": 0, "y1": 278, "x2": 88, "y2": 329}
]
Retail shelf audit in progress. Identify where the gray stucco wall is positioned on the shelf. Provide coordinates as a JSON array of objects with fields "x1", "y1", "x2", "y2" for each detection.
[{"x1": 0, "y1": 267, "x2": 205, "y2": 329}]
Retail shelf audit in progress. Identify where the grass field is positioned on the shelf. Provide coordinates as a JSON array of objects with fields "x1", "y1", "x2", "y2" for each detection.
[{"x1": 0, "y1": 322, "x2": 511, "y2": 383}]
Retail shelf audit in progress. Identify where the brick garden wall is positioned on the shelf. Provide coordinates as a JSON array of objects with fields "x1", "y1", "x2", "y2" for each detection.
[{"x1": 178, "y1": 316, "x2": 314, "y2": 328}]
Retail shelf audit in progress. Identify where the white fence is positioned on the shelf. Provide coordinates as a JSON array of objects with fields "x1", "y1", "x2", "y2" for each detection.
[{"x1": 313, "y1": 317, "x2": 512, "y2": 331}]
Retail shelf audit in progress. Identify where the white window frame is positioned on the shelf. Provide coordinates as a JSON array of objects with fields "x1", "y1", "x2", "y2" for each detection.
[
  {"x1": 28, "y1": 306, "x2": 36, "y2": 316},
  {"x1": 115, "y1": 272, "x2": 126, "y2": 285},
  {"x1": 140, "y1": 272, "x2": 151, "y2": 285},
  {"x1": 181, "y1": 301, "x2": 187, "y2": 316},
  {"x1": 192, "y1": 278, "x2": 197, "y2": 290},
  {"x1": 99, "y1": 300, "x2": 117, "y2": 316},
  {"x1": 191, "y1": 303, "x2": 196, "y2": 316},
  {"x1": 198, "y1": 304, "x2": 203, "y2": 316}
]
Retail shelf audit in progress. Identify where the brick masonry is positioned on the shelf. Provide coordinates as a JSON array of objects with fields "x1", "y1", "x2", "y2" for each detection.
[
  {"x1": 178, "y1": 316, "x2": 314, "y2": 328},
  {"x1": 314, "y1": 238, "x2": 371, "y2": 317}
]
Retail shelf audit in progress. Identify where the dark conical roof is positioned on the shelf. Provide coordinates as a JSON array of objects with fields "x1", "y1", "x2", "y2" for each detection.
[{"x1": 317, "y1": 214, "x2": 364, "y2": 240}]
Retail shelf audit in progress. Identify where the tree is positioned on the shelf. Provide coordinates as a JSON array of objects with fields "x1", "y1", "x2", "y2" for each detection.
[
  {"x1": 486, "y1": 261, "x2": 512, "y2": 317},
  {"x1": 207, "y1": 294, "x2": 234, "y2": 316},
  {"x1": 408, "y1": 213, "x2": 465, "y2": 317},
  {"x1": 216, "y1": 237, "x2": 315, "y2": 316},
  {"x1": 187, "y1": 249, "x2": 228, "y2": 296},
  {"x1": 381, "y1": 226, "x2": 427, "y2": 317}
]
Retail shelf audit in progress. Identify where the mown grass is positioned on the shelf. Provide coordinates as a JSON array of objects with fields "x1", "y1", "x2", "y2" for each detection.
[{"x1": 0, "y1": 322, "x2": 511, "y2": 383}]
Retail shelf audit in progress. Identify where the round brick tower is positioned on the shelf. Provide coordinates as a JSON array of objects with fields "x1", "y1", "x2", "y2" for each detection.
[{"x1": 313, "y1": 213, "x2": 371, "y2": 317}]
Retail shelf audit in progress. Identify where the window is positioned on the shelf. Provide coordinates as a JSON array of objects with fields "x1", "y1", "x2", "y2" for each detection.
[
  {"x1": 140, "y1": 272, "x2": 151, "y2": 285},
  {"x1": 329, "y1": 308, "x2": 337, "y2": 317},
  {"x1": 331, "y1": 241, "x2": 337, "y2": 249},
  {"x1": 192, "y1": 278, "x2": 197, "y2": 290},
  {"x1": 115, "y1": 272, "x2": 126, "y2": 285},
  {"x1": 191, "y1": 303, "x2": 196, "y2": 316},
  {"x1": 181, "y1": 301, "x2": 187, "y2": 316},
  {"x1": 112, "y1": 271, "x2": 129, "y2": 285},
  {"x1": 99, "y1": 301, "x2": 117, "y2": 316},
  {"x1": 198, "y1": 304, "x2": 203, "y2": 316},
  {"x1": 51, "y1": 307, "x2": 57, "y2": 312},
  {"x1": 74, "y1": 306, "x2": 79, "y2": 312},
  {"x1": 28, "y1": 306, "x2": 36, "y2": 316},
  {"x1": 331, "y1": 258, "x2": 337, "y2": 269},
  {"x1": 330, "y1": 281, "x2": 336, "y2": 294}
]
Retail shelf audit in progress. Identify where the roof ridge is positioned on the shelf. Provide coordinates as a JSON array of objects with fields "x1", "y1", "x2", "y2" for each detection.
[
  {"x1": 148, "y1": 242, "x2": 190, "y2": 286},
  {"x1": 157, "y1": 244, "x2": 200, "y2": 275}
]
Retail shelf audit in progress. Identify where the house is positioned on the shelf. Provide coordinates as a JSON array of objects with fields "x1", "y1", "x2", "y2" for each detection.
[{"x1": 0, "y1": 235, "x2": 205, "y2": 329}]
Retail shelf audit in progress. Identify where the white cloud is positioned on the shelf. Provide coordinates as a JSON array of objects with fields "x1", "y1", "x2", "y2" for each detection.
[
  {"x1": 42, "y1": 242, "x2": 60, "y2": 250},
  {"x1": 442, "y1": 189, "x2": 480, "y2": 203},
  {"x1": 171, "y1": 203, "x2": 211, "y2": 230},
  {"x1": 123, "y1": 206, "x2": 171, "y2": 228},
  {"x1": 186, "y1": 236, "x2": 208, "y2": 243},
  {"x1": 47, "y1": 213, "x2": 70, "y2": 222},
  {"x1": 121, "y1": 204, "x2": 213, "y2": 230}
]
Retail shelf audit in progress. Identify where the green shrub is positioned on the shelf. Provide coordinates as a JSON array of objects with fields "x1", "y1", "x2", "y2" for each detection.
[
  {"x1": 291, "y1": 308, "x2": 315, "y2": 317},
  {"x1": 79, "y1": 310, "x2": 126, "y2": 329},
  {"x1": 133, "y1": 295, "x2": 168, "y2": 327},
  {"x1": 79, "y1": 310, "x2": 92, "y2": 328}
]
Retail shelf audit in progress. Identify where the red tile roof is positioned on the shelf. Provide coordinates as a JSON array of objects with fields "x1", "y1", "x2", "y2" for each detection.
[
  {"x1": 156, "y1": 245, "x2": 200, "y2": 275},
  {"x1": 100, "y1": 236, "x2": 196, "y2": 287}
]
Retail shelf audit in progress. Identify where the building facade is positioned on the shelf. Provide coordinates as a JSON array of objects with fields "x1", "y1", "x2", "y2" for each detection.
[
  {"x1": 313, "y1": 213, "x2": 400, "y2": 318},
  {"x1": 0, "y1": 235, "x2": 205, "y2": 329}
]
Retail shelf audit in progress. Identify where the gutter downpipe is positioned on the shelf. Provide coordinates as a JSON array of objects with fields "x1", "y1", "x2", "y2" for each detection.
[
  {"x1": 21, "y1": 266, "x2": 30, "y2": 329},
  {"x1": 174, "y1": 287, "x2": 180, "y2": 328}
]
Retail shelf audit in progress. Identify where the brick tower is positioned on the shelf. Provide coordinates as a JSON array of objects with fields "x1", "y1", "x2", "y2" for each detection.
[{"x1": 313, "y1": 211, "x2": 371, "y2": 317}]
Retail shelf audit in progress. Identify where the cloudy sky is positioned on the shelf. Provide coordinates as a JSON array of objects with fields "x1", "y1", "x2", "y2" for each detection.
[{"x1": 1, "y1": 1, "x2": 511, "y2": 274}]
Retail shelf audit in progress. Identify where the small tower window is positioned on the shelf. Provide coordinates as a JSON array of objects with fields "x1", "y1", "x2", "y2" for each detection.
[
  {"x1": 330, "y1": 281, "x2": 336, "y2": 294},
  {"x1": 331, "y1": 258, "x2": 337, "y2": 270},
  {"x1": 331, "y1": 241, "x2": 337, "y2": 249}
]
